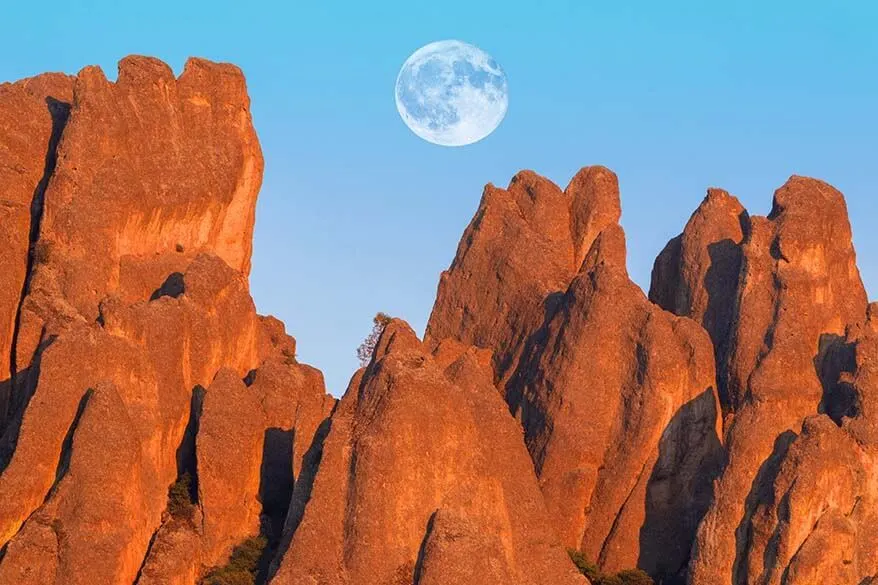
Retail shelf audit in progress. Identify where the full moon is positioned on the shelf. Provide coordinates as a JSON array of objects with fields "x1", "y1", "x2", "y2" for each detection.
[{"x1": 395, "y1": 40, "x2": 508, "y2": 147}]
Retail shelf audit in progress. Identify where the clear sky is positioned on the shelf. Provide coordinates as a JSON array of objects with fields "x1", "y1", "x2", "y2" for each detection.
[{"x1": 2, "y1": 1, "x2": 876, "y2": 394}]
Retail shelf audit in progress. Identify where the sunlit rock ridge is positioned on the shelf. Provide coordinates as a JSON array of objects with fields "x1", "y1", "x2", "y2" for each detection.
[{"x1": 0, "y1": 56, "x2": 875, "y2": 585}]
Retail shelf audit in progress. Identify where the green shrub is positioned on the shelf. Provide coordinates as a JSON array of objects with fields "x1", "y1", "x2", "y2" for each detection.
[
  {"x1": 617, "y1": 568, "x2": 654, "y2": 585},
  {"x1": 201, "y1": 536, "x2": 267, "y2": 585},
  {"x1": 567, "y1": 550, "x2": 654, "y2": 585},
  {"x1": 167, "y1": 472, "x2": 195, "y2": 520},
  {"x1": 568, "y1": 549, "x2": 601, "y2": 581}
]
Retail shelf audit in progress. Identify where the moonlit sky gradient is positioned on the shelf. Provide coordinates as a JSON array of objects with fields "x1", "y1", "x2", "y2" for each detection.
[
  {"x1": 395, "y1": 40, "x2": 508, "y2": 146},
  {"x1": 2, "y1": 1, "x2": 877, "y2": 395}
]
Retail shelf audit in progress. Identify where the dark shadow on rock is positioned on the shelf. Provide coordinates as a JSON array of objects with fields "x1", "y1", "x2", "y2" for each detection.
[
  {"x1": 731, "y1": 430, "x2": 797, "y2": 585},
  {"x1": 175, "y1": 385, "x2": 205, "y2": 500},
  {"x1": 412, "y1": 510, "x2": 438, "y2": 585},
  {"x1": 638, "y1": 388, "x2": 724, "y2": 583},
  {"x1": 0, "y1": 378, "x2": 13, "y2": 444},
  {"x1": 267, "y1": 407, "x2": 336, "y2": 580},
  {"x1": 150, "y1": 272, "x2": 185, "y2": 301},
  {"x1": 768, "y1": 237, "x2": 789, "y2": 263},
  {"x1": 6, "y1": 98, "x2": 71, "y2": 420},
  {"x1": 45, "y1": 388, "x2": 93, "y2": 502},
  {"x1": 814, "y1": 333, "x2": 857, "y2": 425},
  {"x1": 0, "y1": 336, "x2": 55, "y2": 473},
  {"x1": 502, "y1": 291, "x2": 565, "y2": 475},
  {"x1": 259, "y1": 427, "x2": 295, "y2": 541},
  {"x1": 648, "y1": 234, "x2": 685, "y2": 313},
  {"x1": 493, "y1": 290, "x2": 565, "y2": 388},
  {"x1": 704, "y1": 238, "x2": 743, "y2": 415}
]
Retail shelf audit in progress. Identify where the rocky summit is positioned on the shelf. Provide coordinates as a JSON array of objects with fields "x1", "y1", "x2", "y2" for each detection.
[{"x1": 0, "y1": 56, "x2": 875, "y2": 585}]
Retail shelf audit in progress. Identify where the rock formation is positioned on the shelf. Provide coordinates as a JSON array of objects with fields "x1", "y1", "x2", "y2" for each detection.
[
  {"x1": 428, "y1": 170, "x2": 725, "y2": 582},
  {"x1": 509, "y1": 225, "x2": 723, "y2": 581},
  {"x1": 649, "y1": 178, "x2": 868, "y2": 584},
  {"x1": 0, "y1": 57, "x2": 330, "y2": 585},
  {"x1": 1, "y1": 55, "x2": 876, "y2": 585},
  {"x1": 425, "y1": 166, "x2": 621, "y2": 383},
  {"x1": 0, "y1": 72, "x2": 73, "y2": 428},
  {"x1": 272, "y1": 320, "x2": 586, "y2": 585}
]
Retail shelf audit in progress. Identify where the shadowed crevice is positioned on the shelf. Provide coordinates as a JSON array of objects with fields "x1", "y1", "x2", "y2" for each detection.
[
  {"x1": 255, "y1": 426, "x2": 295, "y2": 582},
  {"x1": 45, "y1": 388, "x2": 93, "y2": 502},
  {"x1": 5, "y1": 97, "x2": 71, "y2": 432},
  {"x1": 175, "y1": 385, "x2": 205, "y2": 500},
  {"x1": 638, "y1": 389, "x2": 724, "y2": 583},
  {"x1": 258, "y1": 427, "x2": 295, "y2": 540},
  {"x1": 267, "y1": 405, "x2": 337, "y2": 580},
  {"x1": 132, "y1": 387, "x2": 205, "y2": 583},
  {"x1": 412, "y1": 510, "x2": 438, "y2": 585},
  {"x1": 731, "y1": 430, "x2": 797, "y2": 585},
  {"x1": 814, "y1": 333, "x2": 857, "y2": 425},
  {"x1": 150, "y1": 272, "x2": 185, "y2": 301},
  {"x1": 704, "y1": 238, "x2": 744, "y2": 415}
]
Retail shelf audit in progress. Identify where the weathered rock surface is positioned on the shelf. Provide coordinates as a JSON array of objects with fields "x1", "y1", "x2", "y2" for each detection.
[
  {"x1": 272, "y1": 320, "x2": 587, "y2": 585},
  {"x1": 0, "y1": 72, "x2": 73, "y2": 428},
  {"x1": 0, "y1": 382, "x2": 150, "y2": 585},
  {"x1": 652, "y1": 177, "x2": 869, "y2": 585},
  {"x1": 713, "y1": 306, "x2": 878, "y2": 585},
  {"x1": 426, "y1": 166, "x2": 620, "y2": 382},
  {"x1": 0, "y1": 57, "x2": 330, "y2": 585},
  {"x1": 427, "y1": 170, "x2": 725, "y2": 581},
  {"x1": 3, "y1": 55, "x2": 878, "y2": 585},
  {"x1": 649, "y1": 188, "x2": 748, "y2": 415},
  {"x1": 507, "y1": 224, "x2": 723, "y2": 581},
  {"x1": 135, "y1": 518, "x2": 203, "y2": 585},
  {"x1": 198, "y1": 368, "x2": 265, "y2": 566}
]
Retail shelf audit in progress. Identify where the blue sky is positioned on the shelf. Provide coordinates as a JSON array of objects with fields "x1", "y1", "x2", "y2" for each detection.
[{"x1": 2, "y1": 1, "x2": 876, "y2": 394}]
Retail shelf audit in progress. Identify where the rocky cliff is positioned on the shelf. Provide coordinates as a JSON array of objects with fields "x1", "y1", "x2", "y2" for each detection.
[
  {"x1": 0, "y1": 57, "x2": 330, "y2": 585},
  {"x1": 1, "y1": 56, "x2": 875, "y2": 585}
]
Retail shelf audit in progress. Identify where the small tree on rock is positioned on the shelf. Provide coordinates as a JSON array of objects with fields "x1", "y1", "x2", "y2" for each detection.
[{"x1": 357, "y1": 312, "x2": 392, "y2": 367}]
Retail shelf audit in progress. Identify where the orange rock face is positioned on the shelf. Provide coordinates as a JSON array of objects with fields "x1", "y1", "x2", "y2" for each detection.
[
  {"x1": 0, "y1": 72, "x2": 73, "y2": 428},
  {"x1": 272, "y1": 320, "x2": 587, "y2": 585},
  {"x1": 0, "y1": 57, "x2": 330, "y2": 585},
  {"x1": 426, "y1": 166, "x2": 620, "y2": 382},
  {"x1": 427, "y1": 170, "x2": 725, "y2": 582},
  {"x1": 651, "y1": 178, "x2": 868, "y2": 584},
  {"x1": 2, "y1": 55, "x2": 877, "y2": 585},
  {"x1": 508, "y1": 225, "x2": 723, "y2": 581}
]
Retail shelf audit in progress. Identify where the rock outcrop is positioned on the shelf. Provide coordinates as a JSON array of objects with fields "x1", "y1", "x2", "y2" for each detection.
[
  {"x1": 649, "y1": 188, "x2": 748, "y2": 415},
  {"x1": 508, "y1": 224, "x2": 723, "y2": 581},
  {"x1": 2, "y1": 55, "x2": 877, "y2": 585},
  {"x1": 425, "y1": 166, "x2": 620, "y2": 382},
  {"x1": 650, "y1": 178, "x2": 868, "y2": 584},
  {"x1": 272, "y1": 320, "x2": 586, "y2": 585},
  {"x1": 427, "y1": 169, "x2": 725, "y2": 582},
  {"x1": 698, "y1": 306, "x2": 878, "y2": 585},
  {"x1": 0, "y1": 72, "x2": 73, "y2": 428},
  {"x1": 0, "y1": 57, "x2": 330, "y2": 585}
]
